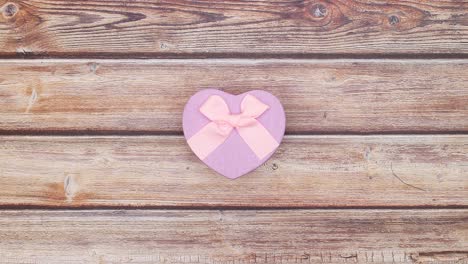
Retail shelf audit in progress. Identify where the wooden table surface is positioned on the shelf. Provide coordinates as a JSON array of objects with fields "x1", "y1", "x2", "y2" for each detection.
[{"x1": 0, "y1": 1, "x2": 467, "y2": 263}]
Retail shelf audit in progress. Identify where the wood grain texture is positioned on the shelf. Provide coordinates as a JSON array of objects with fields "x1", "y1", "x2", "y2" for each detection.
[
  {"x1": 1, "y1": 59, "x2": 467, "y2": 133},
  {"x1": 0, "y1": 209, "x2": 466, "y2": 264},
  {"x1": 0, "y1": 0, "x2": 467, "y2": 56},
  {"x1": 1, "y1": 135, "x2": 466, "y2": 208}
]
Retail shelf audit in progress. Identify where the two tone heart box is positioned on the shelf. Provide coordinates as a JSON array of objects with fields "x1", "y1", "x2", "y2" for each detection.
[{"x1": 183, "y1": 89, "x2": 286, "y2": 179}]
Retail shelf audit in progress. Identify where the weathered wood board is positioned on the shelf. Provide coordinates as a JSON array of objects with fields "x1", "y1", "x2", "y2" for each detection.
[
  {"x1": 0, "y1": 0, "x2": 467, "y2": 56},
  {"x1": 1, "y1": 135, "x2": 466, "y2": 208},
  {"x1": 1, "y1": 59, "x2": 467, "y2": 133},
  {"x1": 0, "y1": 210, "x2": 466, "y2": 264},
  {"x1": 1, "y1": 0, "x2": 467, "y2": 261}
]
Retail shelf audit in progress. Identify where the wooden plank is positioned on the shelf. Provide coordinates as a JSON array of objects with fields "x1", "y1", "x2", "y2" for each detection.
[
  {"x1": 0, "y1": 0, "x2": 467, "y2": 56},
  {"x1": 0, "y1": 135, "x2": 466, "y2": 208},
  {"x1": 0, "y1": 209, "x2": 466, "y2": 263},
  {"x1": 1, "y1": 59, "x2": 467, "y2": 133}
]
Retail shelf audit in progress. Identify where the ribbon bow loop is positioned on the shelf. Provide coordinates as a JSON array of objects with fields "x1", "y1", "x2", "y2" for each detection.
[
  {"x1": 241, "y1": 94, "x2": 270, "y2": 118},
  {"x1": 199, "y1": 95, "x2": 230, "y2": 121},
  {"x1": 188, "y1": 94, "x2": 279, "y2": 160}
]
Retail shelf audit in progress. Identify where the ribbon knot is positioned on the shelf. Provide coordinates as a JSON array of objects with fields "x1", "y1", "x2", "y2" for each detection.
[
  {"x1": 214, "y1": 114, "x2": 257, "y2": 135},
  {"x1": 187, "y1": 94, "x2": 279, "y2": 160}
]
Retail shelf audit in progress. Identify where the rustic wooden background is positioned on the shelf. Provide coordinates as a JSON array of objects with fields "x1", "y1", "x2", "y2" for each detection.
[{"x1": 0, "y1": 0, "x2": 467, "y2": 263}]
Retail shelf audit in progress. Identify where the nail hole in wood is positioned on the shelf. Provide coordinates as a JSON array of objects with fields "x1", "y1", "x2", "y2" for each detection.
[{"x1": 388, "y1": 15, "x2": 400, "y2": 25}]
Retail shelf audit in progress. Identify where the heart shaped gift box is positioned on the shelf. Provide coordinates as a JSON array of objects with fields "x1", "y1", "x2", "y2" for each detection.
[{"x1": 183, "y1": 89, "x2": 286, "y2": 179}]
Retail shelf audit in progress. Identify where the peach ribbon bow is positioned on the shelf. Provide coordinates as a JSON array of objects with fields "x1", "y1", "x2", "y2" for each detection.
[{"x1": 187, "y1": 94, "x2": 279, "y2": 160}]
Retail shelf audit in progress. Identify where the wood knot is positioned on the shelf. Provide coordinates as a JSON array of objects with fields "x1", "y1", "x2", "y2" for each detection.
[
  {"x1": 64, "y1": 175, "x2": 79, "y2": 202},
  {"x1": 2, "y1": 2, "x2": 18, "y2": 18},
  {"x1": 310, "y1": 3, "x2": 327, "y2": 18},
  {"x1": 388, "y1": 15, "x2": 400, "y2": 25}
]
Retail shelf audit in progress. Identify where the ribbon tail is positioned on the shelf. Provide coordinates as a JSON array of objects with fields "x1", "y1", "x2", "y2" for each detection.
[
  {"x1": 238, "y1": 121, "x2": 279, "y2": 160},
  {"x1": 187, "y1": 122, "x2": 231, "y2": 160}
]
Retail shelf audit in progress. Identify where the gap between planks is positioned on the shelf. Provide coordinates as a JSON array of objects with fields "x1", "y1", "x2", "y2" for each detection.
[
  {"x1": 3, "y1": 53, "x2": 468, "y2": 60},
  {"x1": 2, "y1": 58, "x2": 468, "y2": 63},
  {"x1": 1, "y1": 206, "x2": 468, "y2": 211},
  {"x1": 2, "y1": 131, "x2": 468, "y2": 136},
  {"x1": 4, "y1": 52, "x2": 468, "y2": 61}
]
